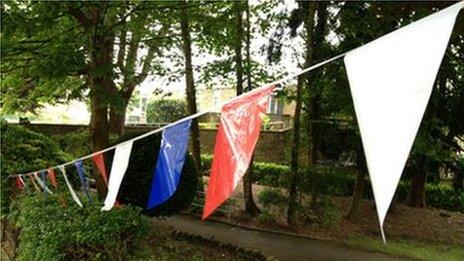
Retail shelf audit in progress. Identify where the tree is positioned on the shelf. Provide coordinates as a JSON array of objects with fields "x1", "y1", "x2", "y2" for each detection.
[
  {"x1": 287, "y1": 1, "x2": 317, "y2": 225},
  {"x1": 179, "y1": 4, "x2": 202, "y2": 178},
  {"x1": 1, "y1": 1, "x2": 176, "y2": 196}
]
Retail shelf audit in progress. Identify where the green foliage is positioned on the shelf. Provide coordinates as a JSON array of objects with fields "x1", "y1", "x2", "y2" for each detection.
[
  {"x1": 111, "y1": 131, "x2": 198, "y2": 217},
  {"x1": 10, "y1": 193, "x2": 150, "y2": 261},
  {"x1": 0, "y1": 123, "x2": 70, "y2": 216},
  {"x1": 52, "y1": 129, "x2": 92, "y2": 157},
  {"x1": 201, "y1": 155, "x2": 464, "y2": 212},
  {"x1": 146, "y1": 99, "x2": 188, "y2": 124},
  {"x1": 257, "y1": 188, "x2": 287, "y2": 207}
]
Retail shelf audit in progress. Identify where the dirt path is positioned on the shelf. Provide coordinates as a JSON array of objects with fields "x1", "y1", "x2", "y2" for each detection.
[{"x1": 156, "y1": 215, "x2": 405, "y2": 261}]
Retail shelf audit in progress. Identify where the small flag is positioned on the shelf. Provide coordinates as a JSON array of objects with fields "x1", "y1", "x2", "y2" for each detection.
[
  {"x1": 34, "y1": 172, "x2": 53, "y2": 194},
  {"x1": 102, "y1": 141, "x2": 133, "y2": 211},
  {"x1": 75, "y1": 160, "x2": 93, "y2": 204},
  {"x1": 59, "y1": 165, "x2": 83, "y2": 207},
  {"x1": 18, "y1": 175, "x2": 28, "y2": 189},
  {"x1": 203, "y1": 85, "x2": 275, "y2": 219},
  {"x1": 29, "y1": 175, "x2": 41, "y2": 192},
  {"x1": 344, "y1": 1, "x2": 464, "y2": 242},
  {"x1": 15, "y1": 176, "x2": 25, "y2": 190},
  {"x1": 47, "y1": 169, "x2": 58, "y2": 188},
  {"x1": 92, "y1": 153, "x2": 109, "y2": 185},
  {"x1": 147, "y1": 120, "x2": 192, "y2": 209}
]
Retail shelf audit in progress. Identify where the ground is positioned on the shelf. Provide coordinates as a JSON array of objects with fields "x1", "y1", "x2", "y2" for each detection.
[{"x1": 193, "y1": 179, "x2": 464, "y2": 260}]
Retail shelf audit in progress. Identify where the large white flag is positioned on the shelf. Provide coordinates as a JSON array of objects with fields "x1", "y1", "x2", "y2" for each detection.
[
  {"x1": 102, "y1": 141, "x2": 133, "y2": 211},
  {"x1": 344, "y1": 2, "x2": 463, "y2": 242}
]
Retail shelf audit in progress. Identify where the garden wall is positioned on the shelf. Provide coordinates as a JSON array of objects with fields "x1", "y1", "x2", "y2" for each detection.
[{"x1": 13, "y1": 123, "x2": 292, "y2": 163}]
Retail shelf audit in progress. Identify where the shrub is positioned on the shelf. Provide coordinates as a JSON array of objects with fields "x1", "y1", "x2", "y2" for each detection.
[
  {"x1": 11, "y1": 193, "x2": 150, "y2": 260},
  {"x1": 109, "y1": 131, "x2": 198, "y2": 217},
  {"x1": 200, "y1": 154, "x2": 463, "y2": 212},
  {"x1": 52, "y1": 130, "x2": 92, "y2": 158},
  {"x1": 0, "y1": 123, "x2": 70, "y2": 216},
  {"x1": 257, "y1": 188, "x2": 287, "y2": 207},
  {"x1": 146, "y1": 99, "x2": 187, "y2": 124}
]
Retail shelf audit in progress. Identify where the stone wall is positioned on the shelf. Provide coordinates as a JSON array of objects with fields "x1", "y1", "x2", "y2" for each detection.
[{"x1": 14, "y1": 123, "x2": 292, "y2": 163}]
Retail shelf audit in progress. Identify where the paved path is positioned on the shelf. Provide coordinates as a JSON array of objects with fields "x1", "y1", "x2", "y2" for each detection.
[{"x1": 157, "y1": 215, "x2": 404, "y2": 261}]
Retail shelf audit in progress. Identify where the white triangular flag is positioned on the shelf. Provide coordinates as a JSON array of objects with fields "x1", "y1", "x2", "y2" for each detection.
[
  {"x1": 344, "y1": 2, "x2": 463, "y2": 242},
  {"x1": 34, "y1": 172, "x2": 53, "y2": 194},
  {"x1": 59, "y1": 165, "x2": 83, "y2": 207},
  {"x1": 102, "y1": 141, "x2": 133, "y2": 211}
]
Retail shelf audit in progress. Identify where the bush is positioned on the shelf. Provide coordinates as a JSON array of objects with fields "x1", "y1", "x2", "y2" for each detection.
[
  {"x1": 146, "y1": 99, "x2": 187, "y2": 124},
  {"x1": 0, "y1": 123, "x2": 70, "y2": 216},
  {"x1": 200, "y1": 154, "x2": 463, "y2": 212},
  {"x1": 11, "y1": 193, "x2": 150, "y2": 260},
  {"x1": 257, "y1": 188, "x2": 287, "y2": 207},
  {"x1": 109, "y1": 131, "x2": 198, "y2": 217}
]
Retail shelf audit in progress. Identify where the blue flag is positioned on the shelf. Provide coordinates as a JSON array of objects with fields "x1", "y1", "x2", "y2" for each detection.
[
  {"x1": 147, "y1": 120, "x2": 191, "y2": 209},
  {"x1": 75, "y1": 160, "x2": 93, "y2": 204}
]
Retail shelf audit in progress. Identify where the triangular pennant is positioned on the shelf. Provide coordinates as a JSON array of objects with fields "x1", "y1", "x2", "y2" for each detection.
[
  {"x1": 147, "y1": 120, "x2": 191, "y2": 209},
  {"x1": 102, "y1": 141, "x2": 133, "y2": 211},
  {"x1": 34, "y1": 172, "x2": 53, "y2": 194},
  {"x1": 15, "y1": 176, "x2": 25, "y2": 190},
  {"x1": 59, "y1": 165, "x2": 83, "y2": 207},
  {"x1": 344, "y1": 2, "x2": 463, "y2": 242},
  {"x1": 75, "y1": 160, "x2": 93, "y2": 204},
  {"x1": 203, "y1": 85, "x2": 275, "y2": 219},
  {"x1": 92, "y1": 153, "x2": 109, "y2": 185},
  {"x1": 47, "y1": 169, "x2": 58, "y2": 188},
  {"x1": 29, "y1": 174, "x2": 41, "y2": 192}
]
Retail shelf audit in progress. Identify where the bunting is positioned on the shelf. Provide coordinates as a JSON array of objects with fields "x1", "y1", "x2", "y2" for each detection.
[
  {"x1": 47, "y1": 169, "x2": 58, "y2": 188},
  {"x1": 344, "y1": 1, "x2": 464, "y2": 242},
  {"x1": 203, "y1": 85, "x2": 275, "y2": 219},
  {"x1": 29, "y1": 175, "x2": 41, "y2": 192},
  {"x1": 34, "y1": 172, "x2": 53, "y2": 194},
  {"x1": 102, "y1": 141, "x2": 133, "y2": 211},
  {"x1": 15, "y1": 176, "x2": 25, "y2": 190},
  {"x1": 59, "y1": 165, "x2": 83, "y2": 207},
  {"x1": 147, "y1": 120, "x2": 192, "y2": 209},
  {"x1": 75, "y1": 160, "x2": 93, "y2": 204},
  {"x1": 92, "y1": 153, "x2": 109, "y2": 185}
]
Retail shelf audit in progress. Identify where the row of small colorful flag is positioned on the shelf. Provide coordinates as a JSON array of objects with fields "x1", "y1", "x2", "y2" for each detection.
[{"x1": 14, "y1": 85, "x2": 276, "y2": 219}]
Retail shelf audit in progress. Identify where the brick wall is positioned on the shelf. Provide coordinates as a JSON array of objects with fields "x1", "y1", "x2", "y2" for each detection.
[{"x1": 14, "y1": 123, "x2": 293, "y2": 163}]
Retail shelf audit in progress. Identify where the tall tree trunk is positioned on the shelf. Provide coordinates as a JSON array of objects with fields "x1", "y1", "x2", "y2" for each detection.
[
  {"x1": 287, "y1": 2, "x2": 317, "y2": 225},
  {"x1": 180, "y1": 6, "x2": 202, "y2": 188},
  {"x1": 84, "y1": 5, "x2": 116, "y2": 198},
  {"x1": 241, "y1": 0, "x2": 260, "y2": 215},
  {"x1": 345, "y1": 141, "x2": 367, "y2": 220},
  {"x1": 408, "y1": 155, "x2": 427, "y2": 207},
  {"x1": 307, "y1": 2, "x2": 327, "y2": 166},
  {"x1": 109, "y1": 102, "x2": 128, "y2": 136}
]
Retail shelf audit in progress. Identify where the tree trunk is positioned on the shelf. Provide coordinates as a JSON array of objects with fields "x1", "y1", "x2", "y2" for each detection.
[
  {"x1": 307, "y1": 2, "x2": 327, "y2": 166},
  {"x1": 408, "y1": 155, "x2": 427, "y2": 207},
  {"x1": 232, "y1": 1, "x2": 260, "y2": 215},
  {"x1": 345, "y1": 142, "x2": 367, "y2": 220},
  {"x1": 85, "y1": 10, "x2": 115, "y2": 198},
  {"x1": 287, "y1": 2, "x2": 317, "y2": 225},
  {"x1": 180, "y1": 7, "x2": 202, "y2": 189},
  {"x1": 109, "y1": 102, "x2": 128, "y2": 136}
]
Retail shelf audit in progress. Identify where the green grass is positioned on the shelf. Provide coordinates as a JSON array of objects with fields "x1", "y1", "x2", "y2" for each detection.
[{"x1": 347, "y1": 236, "x2": 464, "y2": 261}]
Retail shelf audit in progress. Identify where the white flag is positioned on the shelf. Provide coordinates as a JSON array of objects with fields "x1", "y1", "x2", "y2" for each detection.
[
  {"x1": 34, "y1": 172, "x2": 53, "y2": 194},
  {"x1": 102, "y1": 141, "x2": 133, "y2": 211},
  {"x1": 59, "y1": 165, "x2": 83, "y2": 207},
  {"x1": 344, "y1": 2, "x2": 463, "y2": 242}
]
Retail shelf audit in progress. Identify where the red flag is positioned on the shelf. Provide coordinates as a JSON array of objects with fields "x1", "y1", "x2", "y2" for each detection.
[
  {"x1": 47, "y1": 169, "x2": 58, "y2": 188},
  {"x1": 92, "y1": 153, "x2": 120, "y2": 207},
  {"x1": 203, "y1": 85, "x2": 275, "y2": 219},
  {"x1": 15, "y1": 177, "x2": 24, "y2": 190},
  {"x1": 92, "y1": 153, "x2": 109, "y2": 185}
]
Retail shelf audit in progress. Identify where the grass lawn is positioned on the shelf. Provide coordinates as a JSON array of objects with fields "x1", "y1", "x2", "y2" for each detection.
[{"x1": 347, "y1": 236, "x2": 464, "y2": 261}]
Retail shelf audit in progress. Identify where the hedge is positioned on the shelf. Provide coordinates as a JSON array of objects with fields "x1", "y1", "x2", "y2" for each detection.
[
  {"x1": 10, "y1": 193, "x2": 150, "y2": 260},
  {"x1": 201, "y1": 154, "x2": 464, "y2": 212}
]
